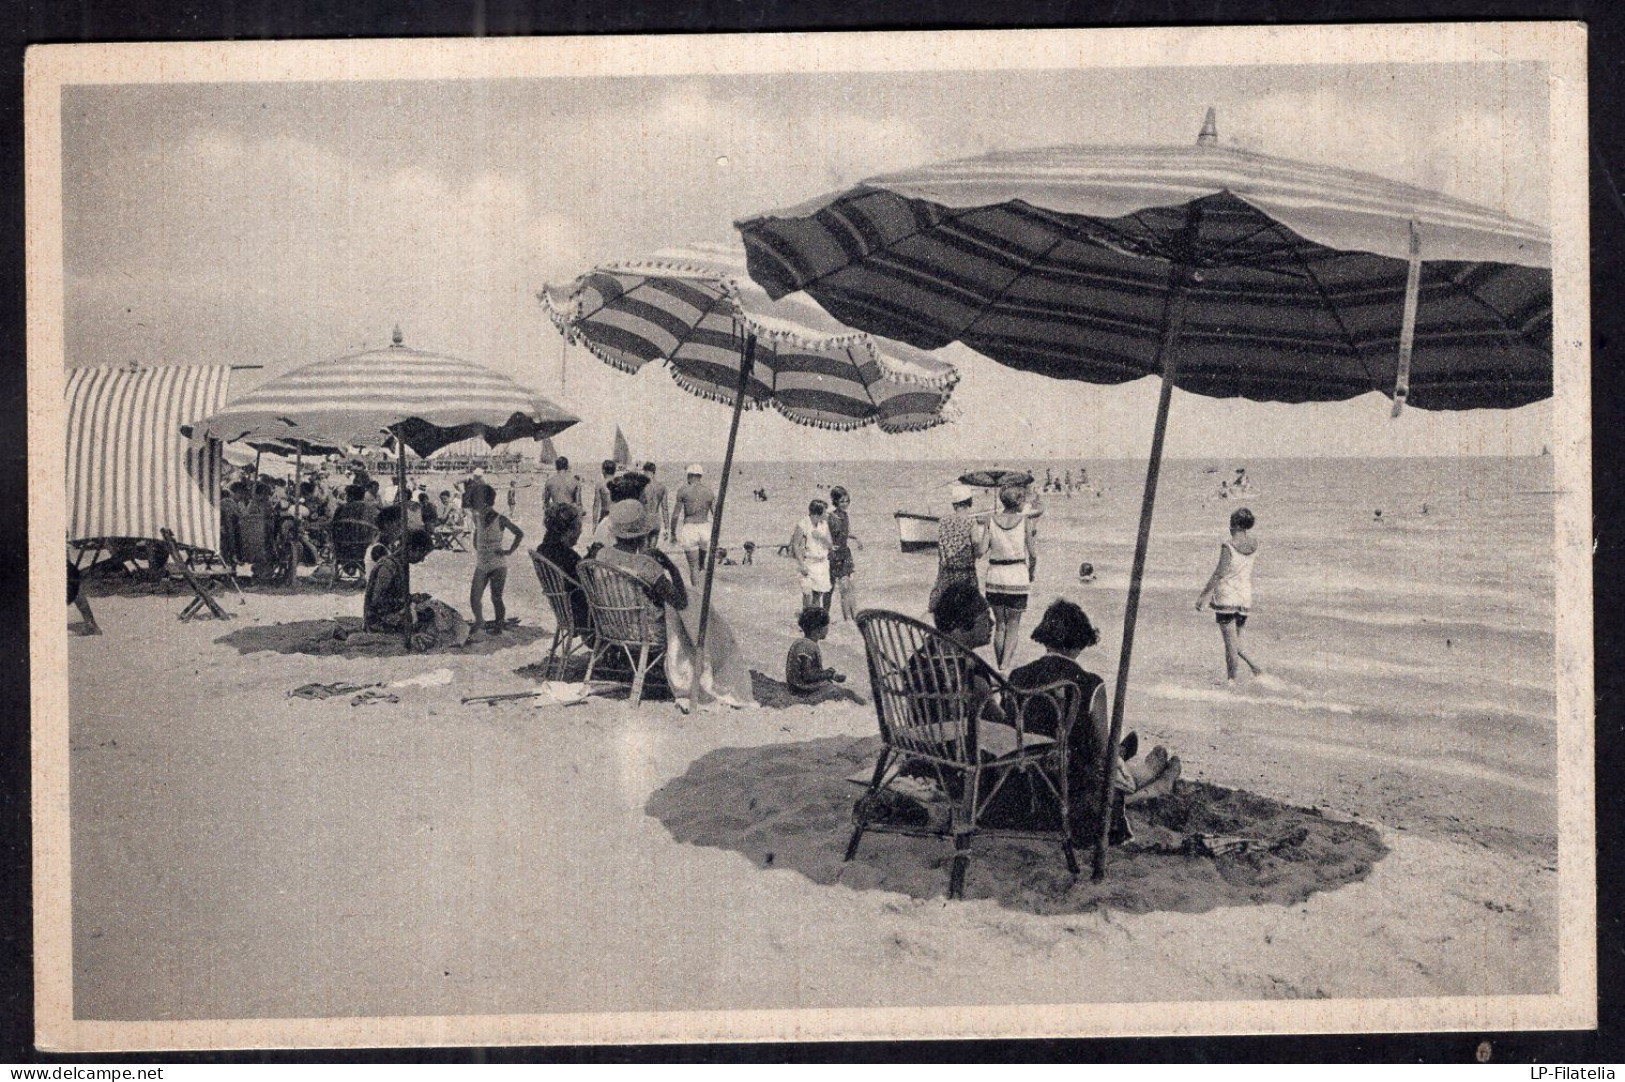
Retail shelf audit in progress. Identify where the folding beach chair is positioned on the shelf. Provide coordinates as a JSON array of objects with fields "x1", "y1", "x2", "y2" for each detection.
[
  {"x1": 160, "y1": 528, "x2": 235, "y2": 622},
  {"x1": 847, "y1": 609, "x2": 1087, "y2": 900},
  {"x1": 530, "y1": 552, "x2": 593, "y2": 679},
  {"x1": 577, "y1": 558, "x2": 667, "y2": 707}
]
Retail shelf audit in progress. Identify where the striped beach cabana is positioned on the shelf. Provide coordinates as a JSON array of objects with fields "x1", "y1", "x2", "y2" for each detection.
[{"x1": 67, "y1": 364, "x2": 231, "y2": 552}]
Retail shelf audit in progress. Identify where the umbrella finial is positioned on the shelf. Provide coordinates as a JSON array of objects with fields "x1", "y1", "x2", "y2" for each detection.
[
  {"x1": 391, "y1": 324, "x2": 404, "y2": 348},
  {"x1": 1197, "y1": 107, "x2": 1218, "y2": 146}
]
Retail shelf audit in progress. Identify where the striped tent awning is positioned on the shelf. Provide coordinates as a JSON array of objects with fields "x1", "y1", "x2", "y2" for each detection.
[
  {"x1": 67, "y1": 364, "x2": 230, "y2": 551},
  {"x1": 541, "y1": 242, "x2": 959, "y2": 433},
  {"x1": 428, "y1": 436, "x2": 528, "y2": 461},
  {"x1": 186, "y1": 334, "x2": 579, "y2": 458},
  {"x1": 739, "y1": 140, "x2": 1552, "y2": 412}
]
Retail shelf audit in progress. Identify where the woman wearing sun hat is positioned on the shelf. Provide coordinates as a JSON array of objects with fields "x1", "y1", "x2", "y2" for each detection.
[{"x1": 599, "y1": 499, "x2": 748, "y2": 710}]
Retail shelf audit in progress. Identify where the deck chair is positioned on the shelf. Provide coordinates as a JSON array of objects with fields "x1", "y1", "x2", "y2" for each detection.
[
  {"x1": 848, "y1": 609, "x2": 1087, "y2": 900},
  {"x1": 530, "y1": 552, "x2": 593, "y2": 678},
  {"x1": 328, "y1": 518, "x2": 380, "y2": 586},
  {"x1": 160, "y1": 528, "x2": 234, "y2": 621},
  {"x1": 577, "y1": 558, "x2": 667, "y2": 707},
  {"x1": 433, "y1": 523, "x2": 471, "y2": 552}
]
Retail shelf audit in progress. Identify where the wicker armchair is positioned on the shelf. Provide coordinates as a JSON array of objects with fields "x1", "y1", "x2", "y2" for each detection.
[
  {"x1": 327, "y1": 518, "x2": 380, "y2": 586},
  {"x1": 848, "y1": 609, "x2": 1087, "y2": 899},
  {"x1": 530, "y1": 552, "x2": 593, "y2": 679},
  {"x1": 577, "y1": 558, "x2": 668, "y2": 706}
]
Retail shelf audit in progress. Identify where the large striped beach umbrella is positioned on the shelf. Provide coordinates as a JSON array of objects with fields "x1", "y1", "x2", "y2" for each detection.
[
  {"x1": 187, "y1": 328, "x2": 579, "y2": 458},
  {"x1": 541, "y1": 241, "x2": 960, "y2": 649},
  {"x1": 737, "y1": 110, "x2": 1552, "y2": 880},
  {"x1": 188, "y1": 329, "x2": 579, "y2": 646}
]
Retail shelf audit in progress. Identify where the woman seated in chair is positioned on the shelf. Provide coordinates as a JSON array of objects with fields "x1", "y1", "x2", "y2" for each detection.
[
  {"x1": 356, "y1": 528, "x2": 470, "y2": 650},
  {"x1": 908, "y1": 579, "x2": 997, "y2": 707},
  {"x1": 998, "y1": 599, "x2": 1180, "y2": 841},
  {"x1": 596, "y1": 499, "x2": 748, "y2": 708},
  {"x1": 534, "y1": 501, "x2": 592, "y2": 631},
  {"x1": 596, "y1": 499, "x2": 687, "y2": 612}
]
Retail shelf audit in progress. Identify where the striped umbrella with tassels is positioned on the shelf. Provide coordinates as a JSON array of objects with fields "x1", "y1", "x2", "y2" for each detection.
[
  {"x1": 541, "y1": 241, "x2": 960, "y2": 651},
  {"x1": 738, "y1": 109, "x2": 1551, "y2": 888}
]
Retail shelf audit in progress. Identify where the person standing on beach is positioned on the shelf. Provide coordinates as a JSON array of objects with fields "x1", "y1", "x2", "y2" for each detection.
[
  {"x1": 468, "y1": 481, "x2": 524, "y2": 637},
  {"x1": 928, "y1": 484, "x2": 988, "y2": 614},
  {"x1": 592, "y1": 459, "x2": 617, "y2": 527},
  {"x1": 791, "y1": 498, "x2": 834, "y2": 613},
  {"x1": 543, "y1": 456, "x2": 582, "y2": 514},
  {"x1": 640, "y1": 462, "x2": 669, "y2": 537},
  {"x1": 1196, "y1": 507, "x2": 1263, "y2": 684},
  {"x1": 827, "y1": 486, "x2": 861, "y2": 621},
  {"x1": 985, "y1": 484, "x2": 1038, "y2": 671},
  {"x1": 670, "y1": 464, "x2": 715, "y2": 585},
  {"x1": 507, "y1": 480, "x2": 519, "y2": 516}
]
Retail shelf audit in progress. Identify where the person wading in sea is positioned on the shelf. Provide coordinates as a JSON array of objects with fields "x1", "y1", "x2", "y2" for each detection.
[{"x1": 1196, "y1": 506, "x2": 1264, "y2": 684}]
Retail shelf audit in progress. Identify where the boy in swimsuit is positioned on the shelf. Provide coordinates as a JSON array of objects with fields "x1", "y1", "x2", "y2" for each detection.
[{"x1": 1196, "y1": 507, "x2": 1263, "y2": 683}]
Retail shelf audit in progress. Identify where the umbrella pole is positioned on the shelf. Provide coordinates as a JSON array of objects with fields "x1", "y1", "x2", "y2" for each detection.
[
  {"x1": 697, "y1": 331, "x2": 755, "y2": 654},
  {"x1": 1092, "y1": 269, "x2": 1193, "y2": 881},
  {"x1": 396, "y1": 431, "x2": 412, "y2": 652}
]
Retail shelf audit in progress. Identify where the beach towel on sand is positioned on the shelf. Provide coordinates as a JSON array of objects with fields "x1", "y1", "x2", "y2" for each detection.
[{"x1": 662, "y1": 601, "x2": 751, "y2": 709}]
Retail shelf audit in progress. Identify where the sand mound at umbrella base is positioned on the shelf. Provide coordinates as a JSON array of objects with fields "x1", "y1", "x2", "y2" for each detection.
[{"x1": 647, "y1": 735, "x2": 1387, "y2": 915}]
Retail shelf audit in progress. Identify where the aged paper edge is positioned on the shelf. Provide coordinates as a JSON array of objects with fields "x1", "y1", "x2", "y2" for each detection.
[{"x1": 26, "y1": 23, "x2": 1596, "y2": 1051}]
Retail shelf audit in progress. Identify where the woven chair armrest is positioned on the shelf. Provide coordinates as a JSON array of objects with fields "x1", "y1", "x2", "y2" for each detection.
[{"x1": 997, "y1": 677, "x2": 1085, "y2": 744}]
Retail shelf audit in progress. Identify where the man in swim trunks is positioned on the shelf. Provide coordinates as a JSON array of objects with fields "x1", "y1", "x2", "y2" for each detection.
[
  {"x1": 670, "y1": 464, "x2": 715, "y2": 585},
  {"x1": 542, "y1": 455, "x2": 582, "y2": 513}
]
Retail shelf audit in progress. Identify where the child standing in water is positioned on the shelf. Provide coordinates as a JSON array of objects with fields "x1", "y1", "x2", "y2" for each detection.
[
  {"x1": 469, "y1": 481, "x2": 524, "y2": 637},
  {"x1": 1196, "y1": 507, "x2": 1263, "y2": 684}
]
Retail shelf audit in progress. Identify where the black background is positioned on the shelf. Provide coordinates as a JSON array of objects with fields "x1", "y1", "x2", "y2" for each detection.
[{"x1": 1, "y1": 0, "x2": 1618, "y2": 1065}]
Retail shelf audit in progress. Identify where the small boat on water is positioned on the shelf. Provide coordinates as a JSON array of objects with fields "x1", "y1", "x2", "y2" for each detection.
[{"x1": 895, "y1": 510, "x2": 939, "y2": 552}]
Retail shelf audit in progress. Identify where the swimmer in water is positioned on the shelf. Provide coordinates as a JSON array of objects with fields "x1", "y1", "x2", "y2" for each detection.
[{"x1": 1077, "y1": 561, "x2": 1096, "y2": 584}]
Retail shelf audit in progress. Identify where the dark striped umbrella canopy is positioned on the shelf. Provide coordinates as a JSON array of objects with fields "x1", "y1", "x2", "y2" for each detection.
[
  {"x1": 539, "y1": 242, "x2": 959, "y2": 433},
  {"x1": 739, "y1": 124, "x2": 1550, "y2": 412},
  {"x1": 736, "y1": 112, "x2": 1552, "y2": 882},
  {"x1": 186, "y1": 329, "x2": 580, "y2": 458}
]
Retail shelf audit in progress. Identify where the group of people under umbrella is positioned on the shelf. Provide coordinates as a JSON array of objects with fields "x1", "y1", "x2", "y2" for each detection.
[{"x1": 184, "y1": 111, "x2": 1552, "y2": 883}]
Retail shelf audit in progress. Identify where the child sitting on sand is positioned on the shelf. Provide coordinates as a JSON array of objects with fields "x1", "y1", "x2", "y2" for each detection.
[
  {"x1": 785, "y1": 606, "x2": 864, "y2": 705},
  {"x1": 1196, "y1": 506, "x2": 1263, "y2": 684}
]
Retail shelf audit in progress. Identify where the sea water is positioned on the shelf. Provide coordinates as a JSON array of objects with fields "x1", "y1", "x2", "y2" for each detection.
[{"x1": 683, "y1": 455, "x2": 1557, "y2": 801}]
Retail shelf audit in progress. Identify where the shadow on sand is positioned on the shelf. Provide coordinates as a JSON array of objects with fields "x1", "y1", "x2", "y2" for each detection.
[
  {"x1": 217, "y1": 617, "x2": 549, "y2": 659},
  {"x1": 647, "y1": 735, "x2": 1387, "y2": 915}
]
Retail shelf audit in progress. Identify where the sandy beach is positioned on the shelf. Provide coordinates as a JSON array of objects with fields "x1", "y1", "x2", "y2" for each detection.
[{"x1": 65, "y1": 457, "x2": 1560, "y2": 1023}]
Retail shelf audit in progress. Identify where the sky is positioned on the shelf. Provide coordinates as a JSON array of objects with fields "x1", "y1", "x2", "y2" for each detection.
[{"x1": 59, "y1": 59, "x2": 1554, "y2": 462}]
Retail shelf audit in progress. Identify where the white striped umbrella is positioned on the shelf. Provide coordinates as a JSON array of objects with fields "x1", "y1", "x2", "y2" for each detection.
[
  {"x1": 187, "y1": 328, "x2": 579, "y2": 458},
  {"x1": 541, "y1": 241, "x2": 960, "y2": 649},
  {"x1": 187, "y1": 330, "x2": 579, "y2": 646},
  {"x1": 737, "y1": 111, "x2": 1552, "y2": 882}
]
